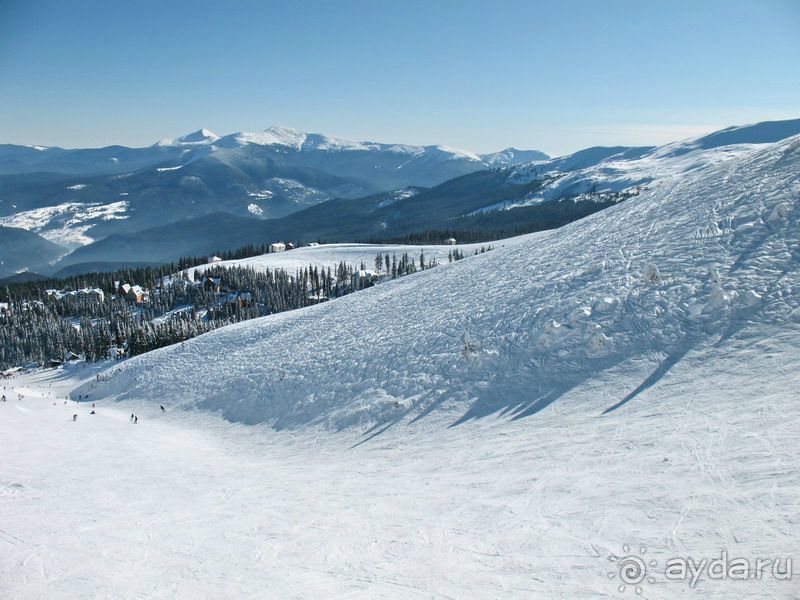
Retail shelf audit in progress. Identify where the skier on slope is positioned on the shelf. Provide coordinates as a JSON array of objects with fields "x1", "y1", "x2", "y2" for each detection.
[{"x1": 160, "y1": 405, "x2": 165, "y2": 413}]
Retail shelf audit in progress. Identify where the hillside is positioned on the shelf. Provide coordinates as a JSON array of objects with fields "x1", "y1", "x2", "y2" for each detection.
[
  {"x1": 4, "y1": 133, "x2": 798, "y2": 600},
  {"x1": 0, "y1": 226, "x2": 65, "y2": 278},
  {"x1": 0, "y1": 127, "x2": 548, "y2": 247},
  {"x1": 53, "y1": 118, "x2": 800, "y2": 271},
  {"x1": 84, "y1": 133, "x2": 800, "y2": 429},
  {"x1": 183, "y1": 239, "x2": 520, "y2": 278}
]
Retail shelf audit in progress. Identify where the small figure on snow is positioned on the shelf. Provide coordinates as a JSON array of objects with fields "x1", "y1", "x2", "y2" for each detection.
[
  {"x1": 134, "y1": 416, "x2": 138, "y2": 424},
  {"x1": 89, "y1": 410, "x2": 95, "y2": 415},
  {"x1": 129, "y1": 414, "x2": 135, "y2": 422},
  {"x1": 160, "y1": 405, "x2": 165, "y2": 413},
  {"x1": 72, "y1": 414, "x2": 78, "y2": 422}
]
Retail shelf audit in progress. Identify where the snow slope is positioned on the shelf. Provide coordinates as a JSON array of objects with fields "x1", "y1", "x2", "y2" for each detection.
[
  {"x1": 2, "y1": 136, "x2": 799, "y2": 599},
  {"x1": 0, "y1": 347, "x2": 797, "y2": 599},
  {"x1": 184, "y1": 239, "x2": 519, "y2": 279},
  {"x1": 0, "y1": 201, "x2": 130, "y2": 248},
  {"x1": 87, "y1": 134, "x2": 800, "y2": 431},
  {"x1": 500, "y1": 118, "x2": 800, "y2": 212}
]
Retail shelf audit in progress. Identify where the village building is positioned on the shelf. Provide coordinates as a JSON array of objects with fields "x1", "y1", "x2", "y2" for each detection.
[
  {"x1": 224, "y1": 292, "x2": 253, "y2": 307},
  {"x1": 445, "y1": 237, "x2": 457, "y2": 245},
  {"x1": 77, "y1": 288, "x2": 105, "y2": 302},
  {"x1": 202, "y1": 276, "x2": 222, "y2": 293},
  {"x1": 270, "y1": 242, "x2": 286, "y2": 253},
  {"x1": 126, "y1": 285, "x2": 146, "y2": 303}
]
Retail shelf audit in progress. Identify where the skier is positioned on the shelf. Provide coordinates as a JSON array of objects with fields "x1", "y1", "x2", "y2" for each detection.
[
  {"x1": 129, "y1": 414, "x2": 135, "y2": 422},
  {"x1": 1, "y1": 395, "x2": 5, "y2": 402},
  {"x1": 134, "y1": 416, "x2": 138, "y2": 424},
  {"x1": 89, "y1": 409, "x2": 95, "y2": 415},
  {"x1": 72, "y1": 414, "x2": 78, "y2": 422},
  {"x1": 160, "y1": 405, "x2": 165, "y2": 413}
]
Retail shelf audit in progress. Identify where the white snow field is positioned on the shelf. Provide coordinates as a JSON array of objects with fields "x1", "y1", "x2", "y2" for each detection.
[
  {"x1": 2, "y1": 136, "x2": 800, "y2": 599},
  {"x1": 184, "y1": 238, "x2": 514, "y2": 279}
]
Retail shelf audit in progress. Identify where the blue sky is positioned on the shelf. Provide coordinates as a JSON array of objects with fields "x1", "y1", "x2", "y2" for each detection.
[{"x1": 0, "y1": 0, "x2": 798, "y2": 155}]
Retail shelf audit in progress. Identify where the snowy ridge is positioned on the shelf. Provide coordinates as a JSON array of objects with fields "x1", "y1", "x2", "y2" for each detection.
[
  {"x1": 498, "y1": 118, "x2": 800, "y2": 213},
  {"x1": 86, "y1": 135, "x2": 800, "y2": 430},
  {"x1": 158, "y1": 128, "x2": 220, "y2": 146},
  {"x1": 231, "y1": 125, "x2": 308, "y2": 149},
  {"x1": 0, "y1": 201, "x2": 130, "y2": 248}
]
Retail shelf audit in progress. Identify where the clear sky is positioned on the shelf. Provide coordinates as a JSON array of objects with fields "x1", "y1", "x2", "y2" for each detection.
[{"x1": 0, "y1": 0, "x2": 798, "y2": 155}]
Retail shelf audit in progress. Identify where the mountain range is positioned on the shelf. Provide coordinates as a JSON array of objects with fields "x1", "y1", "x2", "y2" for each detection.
[{"x1": 1, "y1": 118, "x2": 799, "y2": 276}]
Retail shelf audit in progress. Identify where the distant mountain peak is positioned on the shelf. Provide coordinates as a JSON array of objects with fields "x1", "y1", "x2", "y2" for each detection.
[
  {"x1": 233, "y1": 125, "x2": 308, "y2": 149},
  {"x1": 480, "y1": 147, "x2": 550, "y2": 165},
  {"x1": 157, "y1": 128, "x2": 220, "y2": 147}
]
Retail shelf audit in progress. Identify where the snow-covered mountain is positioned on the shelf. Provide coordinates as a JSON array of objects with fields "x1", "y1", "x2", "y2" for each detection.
[
  {"x1": 84, "y1": 131, "x2": 800, "y2": 430},
  {"x1": 52, "y1": 117, "x2": 800, "y2": 270},
  {"x1": 5, "y1": 129, "x2": 799, "y2": 600},
  {"x1": 0, "y1": 125, "x2": 548, "y2": 181},
  {"x1": 4, "y1": 118, "x2": 799, "y2": 276},
  {"x1": 494, "y1": 117, "x2": 800, "y2": 211},
  {"x1": 0, "y1": 126, "x2": 548, "y2": 250}
]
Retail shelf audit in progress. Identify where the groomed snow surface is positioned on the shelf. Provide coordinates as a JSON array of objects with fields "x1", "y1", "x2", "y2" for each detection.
[
  {"x1": 2, "y1": 136, "x2": 800, "y2": 598},
  {"x1": 184, "y1": 238, "x2": 514, "y2": 280}
]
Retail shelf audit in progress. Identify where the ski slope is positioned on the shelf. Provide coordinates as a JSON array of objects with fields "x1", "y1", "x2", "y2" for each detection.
[
  {"x1": 2, "y1": 135, "x2": 799, "y2": 599},
  {"x1": 95, "y1": 135, "x2": 800, "y2": 431},
  {"x1": 184, "y1": 238, "x2": 522, "y2": 278},
  {"x1": 1, "y1": 327, "x2": 798, "y2": 598}
]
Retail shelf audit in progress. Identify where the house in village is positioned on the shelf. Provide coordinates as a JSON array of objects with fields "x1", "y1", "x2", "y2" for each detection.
[
  {"x1": 270, "y1": 242, "x2": 286, "y2": 253},
  {"x1": 77, "y1": 288, "x2": 105, "y2": 302},
  {"x1": 445, "y1": 237, "x2": 457, "y2": 245},
  {"x1": 202, "y1": 276, "x2": 222, "y2": 293},
  {"x1": 126, "y1": 285, "x2": 146, "y2": 303},
  {"x1": 43, "y1": 288, "x2": 105, "y2": 303},
  {"x1": 208, "y1": 255, "x2": 223, "y2": 264},
  {"x1": 224, "y1": 291, "x2": 253, "y2": 308}
]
